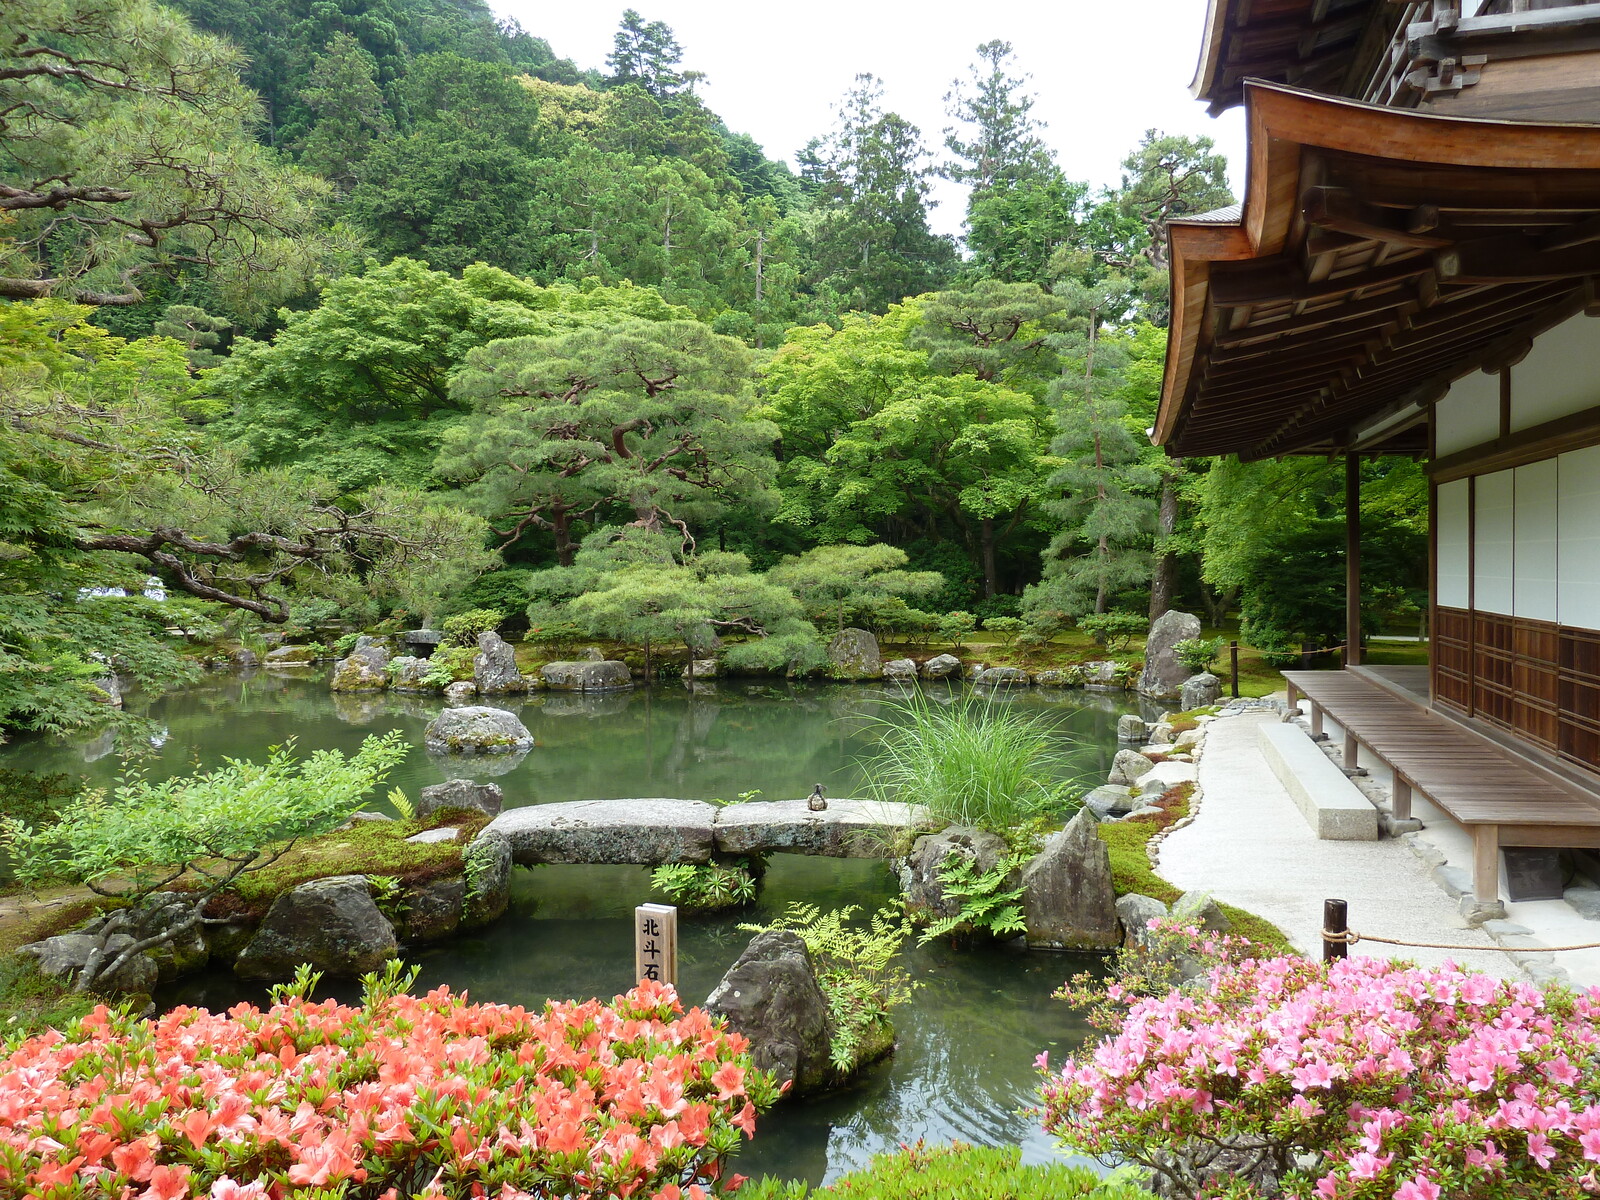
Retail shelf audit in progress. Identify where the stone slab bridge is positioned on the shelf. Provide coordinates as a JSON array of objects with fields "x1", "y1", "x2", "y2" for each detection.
[{"x1": 480, "y1": 798, "x2": 938, "y2": 865}]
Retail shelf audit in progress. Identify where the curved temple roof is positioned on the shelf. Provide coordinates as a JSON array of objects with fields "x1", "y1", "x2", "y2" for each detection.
[{"x1": 1155, "y1": 81, "x2": 1600, "y2": 460}]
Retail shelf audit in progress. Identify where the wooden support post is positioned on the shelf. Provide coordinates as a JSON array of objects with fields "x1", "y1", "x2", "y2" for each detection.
[
  {"x1": 1323, "y1": 898, "x2": 1349, "y2": 962},
  {"x1": 1230, "y1": 640, "x2": 1240, "y2": 699},
  {"x1": 1286, "y1": 680, "x2": 1300, "y2": 712},
  {"x1": 1472, "y1": 826, "x2": 1502, "y2": 904},
  {"x1": 1392, "y1": 776, "x2": 1412, "y2": 821},
  {"x1": 1346, "y1": 451, "x2": 1363, "y2": 667},
  {"x1": 635, "y1": 903, "x2": 678, "y2": 988},
  {"x1": 1344, "y1": 730, "x2": 1359, "y2": 770},
  {"x1": 1310, "y1": 704, "x2": 1325, "y2": 738}
]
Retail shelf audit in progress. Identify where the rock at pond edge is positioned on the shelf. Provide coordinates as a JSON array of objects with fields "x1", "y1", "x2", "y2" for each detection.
[
  {"x1": 234, "y1": 875, "x2": 398, "y2": 980},
  {"x1": 705, "y1": 929, "x2": 837, "y2": 1096}
]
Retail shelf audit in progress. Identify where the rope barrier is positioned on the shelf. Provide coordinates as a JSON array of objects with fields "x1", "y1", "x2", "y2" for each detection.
[{"x1": 1322, "y1": 928, "x2": 1600, "y2": 954}]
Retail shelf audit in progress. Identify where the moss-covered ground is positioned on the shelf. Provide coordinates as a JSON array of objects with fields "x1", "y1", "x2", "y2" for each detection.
[{"x1": 1097, "y1": 782, "x2": 1291, "y2": 953}]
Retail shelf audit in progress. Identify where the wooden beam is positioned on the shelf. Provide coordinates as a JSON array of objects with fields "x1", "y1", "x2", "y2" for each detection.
[
  {"x1": 1437, "y1": 234, "x2": 1600, "y2": 284},
  {"x1": 1303, "y1": 186, "x2": 1453, "y2": 248},
  {"x1": 1211, "y1": 291, "x2": 1421, "y2": 348},
  {"x1": 1209, "y1": 254, "x2": 1430, "y2": 306},
  {"x1": 1539, "y1": 213, "x2": 1600, "y2": 252}
]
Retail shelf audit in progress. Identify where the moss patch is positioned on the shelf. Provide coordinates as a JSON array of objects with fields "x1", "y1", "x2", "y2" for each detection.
[
  {"x1": 0, "y1": 956, "x2": 97, "y2": 1038},
  {"x1": 1098, "y1": 784, "x2": 1291, "y2": 953},
  {"x1": 201, "y1": 814, "x2": 486, "y2": 922}
]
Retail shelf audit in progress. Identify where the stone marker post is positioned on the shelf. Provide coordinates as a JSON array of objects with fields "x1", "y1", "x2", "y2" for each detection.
[{"x1": 635, "y1": 903, "x2": 678, "y2": 987}]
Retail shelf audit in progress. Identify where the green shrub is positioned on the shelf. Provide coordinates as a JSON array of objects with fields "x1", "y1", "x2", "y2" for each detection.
[
  {"x1": 333, "y1": 632, "x2": 361, "y2": 657},
  {"x1": 1078, "y1": 610, "x2": 1145, "y2": 654},
  {"x1": 441, "y1": 608, "x2": 505, "y2": 647},
  {"x1": 649, "y1": 860, "x2": 758, "y2": 910},
  {"x1": 863, "y1": 690, "x2": 1086, "y2": 834},
  {"x1": 937, "y1": 609, "x2": 977, "y2": 650},
  {"x1": 741, "y1": 1142, "x2": 1156, "y2": 1200},
  {"x1": 742, "y1": 902, "x2": 916, "y2": 1074},
  {"x1": 980, "y1": 615, "x2": 1025, "y2": 646},
  {"x1": 1172, "y1": 636, "x2": 1224, "y2": 675}
]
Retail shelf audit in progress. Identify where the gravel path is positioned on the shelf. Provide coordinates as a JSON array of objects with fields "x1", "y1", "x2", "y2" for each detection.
[{"x1": 1156, "y1": 709, "x2": 1518, "y2": 978}]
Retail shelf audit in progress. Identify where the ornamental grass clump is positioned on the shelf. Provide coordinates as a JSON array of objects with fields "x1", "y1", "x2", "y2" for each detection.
[
  {"x1": 863, "y1": 690, "x2": 1084, "y2": 835},
  {"x1": 1041, "y1": 952, "x2": 1600, "y2": 1200},
  {"x1": 0, "y1": 963, "x2": 777, "y2": 1198}
]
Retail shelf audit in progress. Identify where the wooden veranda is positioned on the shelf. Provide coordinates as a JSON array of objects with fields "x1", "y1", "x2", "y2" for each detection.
[{"x1": 1283, "y1": 668, "x2": 1600, "y2": 902}]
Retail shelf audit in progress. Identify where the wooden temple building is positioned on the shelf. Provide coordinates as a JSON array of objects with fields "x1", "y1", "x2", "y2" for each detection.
[{"x1": 1161, "y1": 0, "x2": 1600, "y2": 907}]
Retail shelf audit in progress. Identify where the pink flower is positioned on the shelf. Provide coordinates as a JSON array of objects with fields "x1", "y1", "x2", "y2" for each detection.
[{"x1": 1394, "y1": 1175, "x2": 1441, "y2": 1200}]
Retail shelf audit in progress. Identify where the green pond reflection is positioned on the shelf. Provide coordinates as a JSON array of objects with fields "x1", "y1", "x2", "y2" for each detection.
[{"x1": 1, "y1": 670, "x2": 1140, "y2": 1184}]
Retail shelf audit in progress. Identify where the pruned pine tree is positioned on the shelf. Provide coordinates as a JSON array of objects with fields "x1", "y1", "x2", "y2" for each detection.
[{"x1": 1031, "y1": 281, "x2": 1159, "y2": 616}]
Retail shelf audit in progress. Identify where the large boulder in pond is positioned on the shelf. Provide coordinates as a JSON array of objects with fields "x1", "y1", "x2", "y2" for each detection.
[
  {"x1": 264, "y1": 645, "x2": 317, "y2": 667},
  {"x1": 898, "y1": 826, "x2": 1013, "y2": 929},
  {"x1": 1021, "y1": 808, "x2": 1122, "y2": 950},
  {"x1": 882, "y1": 657, "x2": 918, "y2": 681},
  {"x1": 387, "y1": 655, "x2": 433, "y2": 692},
  {"x1": 826, "y1": 628, "x2": 881, "y2": 680},
  {"x1": 706, "y1": 930, "x2": 836, "y2": 1096},
  {"x1": 424, "y1": 706, "x2": 534, "y2": 754},
  {"x1": 474, "y1": 632, "x2": 525, "y2": 694},
  {"x1": 234, "y1": 876, "x2": 397, "y2": 979},
  {"x1": 1138, "y1": 610, "x2": 1202, "y2": 702},
  {"x1": 541, "y1": 660, "x2": 633, "y2": 692},
  {"x1": 330, "y1": 642, "x2": 389, "y2": 692},
  {"x1": 418, "y1": 779, "x2": 503, "y2": 818},
  {"x1": 461, "y1": 830, "x2": 513, "y2": 927},
  {"x1": 920, "y1": 653, "x2": 962, "y2": 680},
  {"x1": 1107, "y1": 749, "x2": 1155, "y2": 787}
]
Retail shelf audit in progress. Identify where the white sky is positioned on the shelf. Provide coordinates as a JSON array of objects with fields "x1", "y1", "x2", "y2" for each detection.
[{"x1": 489, "y1": 0, "x2": 1247, "y2": 239}]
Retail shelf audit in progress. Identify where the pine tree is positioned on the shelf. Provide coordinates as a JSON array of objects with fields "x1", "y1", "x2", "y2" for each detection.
[
  {"x1": 606, "y1": 10, "x2": 684, "y2": 98},
  {"x1": 295, "y1": 33, "x2": 393, "y2": 191},
  {"x1": 943, "y1": 41, "x2": 1052, "y2": 196},
  {"x1": 1028, "y1": 280, "x2": 1159, "y2": 616}
]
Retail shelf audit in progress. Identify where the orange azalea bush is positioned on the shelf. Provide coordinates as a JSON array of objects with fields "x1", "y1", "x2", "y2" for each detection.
[{"x1": 0, "y1": 968, "x2": 777, "y2": 1199}]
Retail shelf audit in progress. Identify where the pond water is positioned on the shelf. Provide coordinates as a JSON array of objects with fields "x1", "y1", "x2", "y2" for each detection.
[{"x1": 1, "y1": 670, "x2": 1143, "y2": 1184}]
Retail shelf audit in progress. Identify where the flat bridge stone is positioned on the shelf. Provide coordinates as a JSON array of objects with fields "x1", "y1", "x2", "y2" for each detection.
[
  {"x1": 486, "y1": 799, "x2": 719, "y2": 865},
  {"x1": 713, "y1": 798, "x2": 938, "y2": 857},
  {"x1": 481, "y1": 797, "x2": 939, "y2": 865}
]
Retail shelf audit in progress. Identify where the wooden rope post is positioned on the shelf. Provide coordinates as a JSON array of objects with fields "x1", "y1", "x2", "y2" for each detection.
[
  {"x1": 1229, "y1": 640, "x2": 1240, "y2": 699},
  {"x1": 1324, "y1": 898, "x2": 1349, "y2": 963}
]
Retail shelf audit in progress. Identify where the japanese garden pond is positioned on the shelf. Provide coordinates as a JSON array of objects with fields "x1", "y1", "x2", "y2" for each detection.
[{"x1": 1, "y1": 670, "x2": 1144, "y2": 1185}]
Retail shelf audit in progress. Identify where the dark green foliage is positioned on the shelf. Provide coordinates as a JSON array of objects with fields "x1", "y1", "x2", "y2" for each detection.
[
  {"x1": 1077, "y1": 611, "x2": 1145, "y2": 654},
  {"x1": 649, "y1": 860, "x2": 758, "y2": 911}
]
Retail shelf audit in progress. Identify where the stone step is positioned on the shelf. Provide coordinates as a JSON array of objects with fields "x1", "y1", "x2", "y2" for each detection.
[{"x1": 1258, "y1": 721, "x2": 1379, "y2": 841}]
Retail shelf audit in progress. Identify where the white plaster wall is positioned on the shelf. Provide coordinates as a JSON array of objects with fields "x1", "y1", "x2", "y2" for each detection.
[
  {"x1": 1511, "y1": 313, "x2": 1600, "y2": 433},
  {"x1": 1437, "y1": 477, "x2": 1471, "y2": 609},
  {"x1": 1559, "y1": 444, "x2": 1600, "y2": 631},
  {"x1": 1514, "y1": 459, "x2": 1559, "y2": 623},
  {"x1": 1473, "y1": 470, "x2": 1515, "y2": 616},
  {"x1": 1434, "y1": 368, "x2": 1501, "y2": 457}
]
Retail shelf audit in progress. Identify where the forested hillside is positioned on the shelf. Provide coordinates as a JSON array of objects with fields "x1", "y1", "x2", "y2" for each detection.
[{"x1": 0, "y1": 0, "x2": 1428, "y2": 733}]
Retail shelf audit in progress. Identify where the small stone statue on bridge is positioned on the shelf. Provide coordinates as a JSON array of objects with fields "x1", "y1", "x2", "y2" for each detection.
[{"x1": 808, "y1": 783, "x2": 827, "y2": 812}]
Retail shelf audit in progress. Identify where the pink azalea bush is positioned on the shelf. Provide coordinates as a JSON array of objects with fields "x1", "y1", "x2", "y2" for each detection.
[
  {"x1": 1041, "y1": 951, "x2": 1600, "y2": 1199},
  {"x1": 0, "y1": 972, "x2": 776, "y2": 1199}
]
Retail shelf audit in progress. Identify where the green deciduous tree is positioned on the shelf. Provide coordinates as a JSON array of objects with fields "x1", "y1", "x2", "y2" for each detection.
[
  {"x1": 216, "y1": 259, "x2": 687, "y2": 490},
  {"x1": 762, "y1": 302, "x2": 1056, "y2": 598},
  {"x1": 0, "y1": 733, "x2": 408, "y2": 993},
  {"x1": 1, "y1": 0, "x2": 334, "y2": 314},
  {"x1": 0, "y1": 300, "x2": 496, "y2": 735}
]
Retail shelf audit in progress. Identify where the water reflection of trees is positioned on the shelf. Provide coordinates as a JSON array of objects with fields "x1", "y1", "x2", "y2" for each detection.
[{"x1": 1, "y1": 676, "x2": 1140, "y2": 814}]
